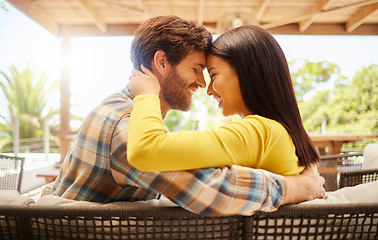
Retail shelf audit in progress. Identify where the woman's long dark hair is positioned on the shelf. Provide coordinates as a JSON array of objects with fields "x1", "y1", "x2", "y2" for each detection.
[{"x1": 208, "y1": 25, "x2": 319, "y2": 167}]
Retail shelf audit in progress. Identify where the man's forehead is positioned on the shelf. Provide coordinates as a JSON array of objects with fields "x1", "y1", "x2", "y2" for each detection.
[{"x1": 183, "y1": 51, "x2": 206, "y2": 67}]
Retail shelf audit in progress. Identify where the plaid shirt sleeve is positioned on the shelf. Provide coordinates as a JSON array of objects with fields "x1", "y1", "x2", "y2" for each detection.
[{"x1": 128, "y1": 165, "x2": 285, "y2": 216}]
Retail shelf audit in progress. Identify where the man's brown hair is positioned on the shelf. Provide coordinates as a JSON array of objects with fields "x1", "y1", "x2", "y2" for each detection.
[{"x1": 131, "y1": 15, "x2": 212, "y2": 71}]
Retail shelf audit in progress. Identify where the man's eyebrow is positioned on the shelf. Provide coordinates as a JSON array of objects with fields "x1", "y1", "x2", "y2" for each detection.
[
  {"x1": 195, "y1": 63, "x2": 206, "y2": 69},
  {"x1": 207, "y1": 67, "x2": 214, "y2": 72}
]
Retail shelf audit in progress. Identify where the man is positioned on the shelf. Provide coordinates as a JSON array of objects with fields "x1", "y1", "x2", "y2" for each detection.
[{"x1": 42, "y1": 15, "x2": 325, "y2": 216}]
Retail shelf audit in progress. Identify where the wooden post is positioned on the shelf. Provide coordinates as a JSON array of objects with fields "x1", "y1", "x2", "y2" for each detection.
[
  {"x1": 59, "y1": 27, "x2": 71, "y2": 163},
  {"x1": 13, "y1": 117, "x2": 19, "y2": 157},
  {"x1": 44, "y1": 118, "x2": 50, "y2": 160}
]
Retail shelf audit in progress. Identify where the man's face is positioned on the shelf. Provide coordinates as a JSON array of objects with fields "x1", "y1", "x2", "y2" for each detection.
[{"x1": 160, "y1": 50, "x2": 206, "y2": 111}]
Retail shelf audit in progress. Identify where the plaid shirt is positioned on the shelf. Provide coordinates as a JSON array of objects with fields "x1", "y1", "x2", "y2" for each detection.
[{"x1": 42, "y1": 87, "x2": 285, "y2": 216}]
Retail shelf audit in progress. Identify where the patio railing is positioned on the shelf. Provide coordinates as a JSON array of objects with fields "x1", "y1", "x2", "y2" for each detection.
[{"x1": 1, "y1": 117, "x2": 59, "y2": 160}]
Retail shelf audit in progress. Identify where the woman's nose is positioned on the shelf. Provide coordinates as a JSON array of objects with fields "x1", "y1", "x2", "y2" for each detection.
[{"x1": 207, "y1": 79, "x2": 214, "y2": 96}]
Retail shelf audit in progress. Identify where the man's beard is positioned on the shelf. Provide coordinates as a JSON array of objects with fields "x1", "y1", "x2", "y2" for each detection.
[{"x1": 160, "y1": 67, "x2": 193, "y2": 111}]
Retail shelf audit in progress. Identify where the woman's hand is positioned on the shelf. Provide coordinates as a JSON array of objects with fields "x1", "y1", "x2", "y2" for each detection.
[{"x1": 128, "y1": 65, "x2": 161, "y2": 97}]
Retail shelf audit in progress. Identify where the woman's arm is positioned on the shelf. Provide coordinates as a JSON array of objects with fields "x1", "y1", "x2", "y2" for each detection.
[
  {"x1": 127, "y1": 67, "x2": 298, "y2": 173},
  {"x1": 128, "y1": 94, "x2": 250, "y2": 171}
]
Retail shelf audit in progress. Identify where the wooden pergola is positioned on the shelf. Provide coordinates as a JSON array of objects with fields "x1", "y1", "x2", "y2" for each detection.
[{"x1": 6, "y1": 0, "x2": 378, "y2": 160}]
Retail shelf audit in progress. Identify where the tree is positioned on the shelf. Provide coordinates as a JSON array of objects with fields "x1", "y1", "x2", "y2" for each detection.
[
  {"x1": 290, "y1": 60, "x2": 344, "y2": 102},
  {"x1": 299, "y1": 90, "x2": 331, "y2": 133},
  {"x1": 327, "y1": 64, "x2": 378, "y2": 133},
  {"x1": 0, "y1": 65, "x2": 59, "y2": 152},
  {"x1": 300, "y1": 64, "x2": 378, "y2": 134}
]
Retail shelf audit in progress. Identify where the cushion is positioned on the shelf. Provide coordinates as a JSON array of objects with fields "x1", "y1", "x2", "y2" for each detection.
[
  {"x1": 0, "y1": 192, "x2": 35, "y2": 205},
  {"x1": 300, "y1": 181, "x2": 378, "y2": 204},
  {"x1": 363, "y1": 143, "x2": 378, "y2": 169},
  {"x1": 36, "y1": 195, "x2": 177, "y2": 207}
]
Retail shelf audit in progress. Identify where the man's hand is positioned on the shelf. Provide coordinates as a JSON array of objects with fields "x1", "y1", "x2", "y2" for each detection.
[
  {"x1": 129, "y1": 65, "x2": 161, "y2": 97},
  {"x1": 282, "y1": 166, "x2": 325, "y2": 205}
]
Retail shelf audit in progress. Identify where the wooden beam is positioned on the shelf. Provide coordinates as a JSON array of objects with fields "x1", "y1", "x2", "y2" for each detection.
[
  {"x1": 7, "y1": 0, "x2": 59, "y2": 35},
  {"x1": 299, "y1": 0, "x2": 334, "y2": 33},
  {"x1": 268, "y1": 23, "x2": 378, "y2": 35},
  {"x1": 59, "y1": 27, "x2": 71, "y2": 162},
  {"x1": 78, "y1": 0, "x2": 107, "y2": 34},
  {"x1": 262, "y1": 0, "x2": 378, "y2": 30},
  {"x1": 136, "y1": 0, "x2": 150, "y2": 19},
  {"x1": 60, "y1": 24, "x2": 140, "y2": 37},
  {"x1": 255, "y1": 0, "x2": 271, "y2": 21},
  {"x1": 346, "y1": 3, "x2": 378, "y2": 33},
  {"x1": 198, "y1": 0, "x2": 205, "y2": 25},
  {"x1": 60, "y1": 22, "x2": 378, "y2": 37}
]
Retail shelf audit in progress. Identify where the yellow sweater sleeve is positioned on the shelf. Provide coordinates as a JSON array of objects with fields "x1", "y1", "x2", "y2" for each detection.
[{"x1": 128, "y1": 94, "x2": 303, "y2": 175}]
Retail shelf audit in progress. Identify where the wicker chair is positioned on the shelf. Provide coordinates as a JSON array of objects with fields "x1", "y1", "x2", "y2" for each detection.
[
  {"x1": 245, "y1": 203, "x2": 378, "y2": 240},
  {"x1": 1, "y1": 205, "x2": 243, "y2": 240},
  {"x1": 319, "y1": 152, "x2": 364, "y2": 191},
  {"x1": 319, "y1": 150, "x2": 378, "y2": 190},
  {"x1": 0, "y1": 203, "x2": 377, "y2": 240},
  {"x1": 0, "y1": 154, "x2": 25, "y2": 193},
  {"x1": 339, "y1": 168, "x2": 378, "y2": 188}
]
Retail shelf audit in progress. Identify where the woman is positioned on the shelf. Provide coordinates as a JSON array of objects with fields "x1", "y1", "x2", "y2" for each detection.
[{"x1": 127, "y1": 25, "x2": 320, "y2": 176}]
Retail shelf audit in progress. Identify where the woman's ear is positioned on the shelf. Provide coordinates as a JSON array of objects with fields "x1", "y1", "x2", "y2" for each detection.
[{"x1": 153, "y1": 50, "x2": 170, "y2": 77}]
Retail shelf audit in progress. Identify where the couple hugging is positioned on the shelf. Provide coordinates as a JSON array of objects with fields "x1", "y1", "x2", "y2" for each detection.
[{"x1": 42, "y1": 15, "x2": 325, "y2": 216}]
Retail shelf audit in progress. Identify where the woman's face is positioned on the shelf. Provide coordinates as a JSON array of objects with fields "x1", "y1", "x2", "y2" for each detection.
[{"x1": 206, "y1": 54, "x2": 251, "y2": 118}]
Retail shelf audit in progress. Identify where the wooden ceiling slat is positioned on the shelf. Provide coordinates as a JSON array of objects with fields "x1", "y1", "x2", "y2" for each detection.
[
  {"x1": 262, "y1": 0, "x2": 378, "y2": 30},
  {"x1": 6, "y1": 0, "x2": 378, "y2": 36},
  {"x1": 255, "y1": 0, "x2": 271, "y2": 21},
  {"x1": 91, "y1": 0, "x2": 145, "y2": 14},
  {"x1": 299, "y1": 0, "x2": 335, "y2": 33},
  {"x1": 346, "y1": 2, "x2": 378, "y2": 32},
  {"x1": 78, "y1": 0, "x2": 106, "y2": 33},
  {"x1": 198, "y1": 0, "x2": 205, "y2": 25},
  {"x1": 268, "y1": 23, "x2": 378, "y2": 35},
  {"x1": 8, "y1": 0, "x2": 59, "y2": 35}
]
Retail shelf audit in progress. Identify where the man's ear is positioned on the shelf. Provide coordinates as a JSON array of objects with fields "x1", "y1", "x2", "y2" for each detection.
[{"x1": 153, "y1": 50, "x2": 171, "y2": 77}]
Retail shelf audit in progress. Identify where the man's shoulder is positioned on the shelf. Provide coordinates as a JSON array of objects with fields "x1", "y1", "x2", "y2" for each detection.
[
  {"x1": 94, "y1": 89, "x2": 134, "y2": 119},
  {"x1": 78, "y1": 89, "x2": 133, "y2": 138}
]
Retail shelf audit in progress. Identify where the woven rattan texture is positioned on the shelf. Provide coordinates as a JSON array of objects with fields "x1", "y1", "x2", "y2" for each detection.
[
  {"x1": 0, "y1": 206, "x2": 243, "y2": 240},
  {"x1": 1, "y1": 203, "x2": 377, "y2": 240},
  {"x1": 0, "y1": 154, "x2": 25, "y2": 193},
  {"x1": 245, "y1": 204, "x2": 378, "y2": 240},
  {"x1": 339, "y1": 168, "x2": 378, "y2": 188}
]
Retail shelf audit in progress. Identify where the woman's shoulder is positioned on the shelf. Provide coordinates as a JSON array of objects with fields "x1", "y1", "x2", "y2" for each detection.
[
  {"x1": 242, "y1": 115, "x2": 289, "y2": 138},
  {"x1": 243, "y1": 114, "x2": 282, "y2": 128}
]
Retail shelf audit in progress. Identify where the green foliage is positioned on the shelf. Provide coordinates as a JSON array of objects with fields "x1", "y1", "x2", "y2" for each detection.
[
  {"x1": 291, "y1": 60, "x2": 344, "y2": 102},
  {"x1": 164, "y1": 110, "x2": 184, "y2": 132},
  {"x1": 0, "y1": 64, "x2": 59, "y2": 151},
  {"x1": 301, "y1": 64, "x2": 378, "y2": 134},
  {"x1": 0, "y1": 1, "x2": 8, "y2": 11},
  {"x1": 299, "y1": 90, "x2": 331, "y2": 133}
]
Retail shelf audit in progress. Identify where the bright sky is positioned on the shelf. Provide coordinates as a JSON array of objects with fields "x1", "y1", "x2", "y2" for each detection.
[{"x1": 1, "y1": 3, "x2": 377, "y2": 120}]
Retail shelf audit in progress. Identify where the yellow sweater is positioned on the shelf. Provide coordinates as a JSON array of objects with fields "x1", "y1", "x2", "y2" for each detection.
[{"x1": 128, "y1": 95, "x2": 304, "y2": 175}]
